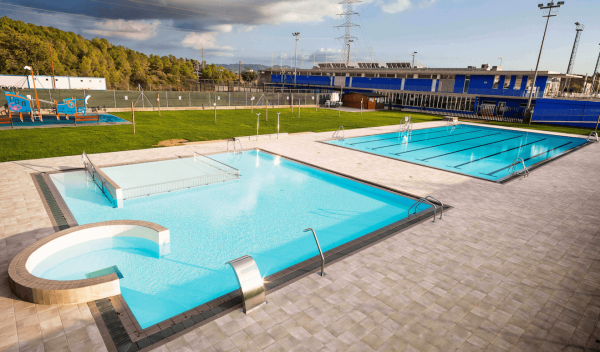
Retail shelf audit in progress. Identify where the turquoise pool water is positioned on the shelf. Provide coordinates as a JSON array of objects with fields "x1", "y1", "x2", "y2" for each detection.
[
  {"x1": 326, "y1": 125, "x2": 588, "y2": 181},
  {"x1": 41, "y1": 151, "x2": 427, "y2": 328}
]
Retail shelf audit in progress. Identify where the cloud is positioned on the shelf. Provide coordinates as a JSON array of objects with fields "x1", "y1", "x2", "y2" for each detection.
[
  {"x1": 375, "y1": 0, "x2": 438, "y2": 14},
  {"x1": 259, "y1": 0, "x2": 342, "y2": 24},
  {"x1": 207, "y1": 24, "x2": 233, "y2": 33},
  {"x1": 181, "y1": 32, "x2": 233, "y2": 51},
  {"x1": 85, "y1": 19, "x2": 160, "y2": 40}
]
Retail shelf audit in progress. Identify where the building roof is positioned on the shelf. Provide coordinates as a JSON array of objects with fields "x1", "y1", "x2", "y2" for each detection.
[{"x1": 346, "y1": 92, "x2": 386, "y2": 98}]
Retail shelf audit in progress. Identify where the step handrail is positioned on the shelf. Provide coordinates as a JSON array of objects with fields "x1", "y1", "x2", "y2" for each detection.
[
  {"x1": 304, "y1": 228, "x2": 326, "y2": 276},
  {"x1": 587, "y1": 131, "x2": 598, "y2": 143},
  {"x1": 226, "y1": 137, "x2": 243, "y2": 153},
  {"x1": 332, "y1": 126, "x2": 345, "y2": 139},
  {"x1": 508, "y1": 157, "x2": 529, "y2": 178},
  {"x1": 407, "y1": 196, "x2": 444, "y2": 223},
  {"x1": 399, "y1": 115, "x2": 413, "y2": 132}
]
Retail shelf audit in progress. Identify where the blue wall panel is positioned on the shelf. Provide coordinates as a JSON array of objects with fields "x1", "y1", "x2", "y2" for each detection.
[
  {"x1": 403, "y1": 78, "x2": 432, "y2": 92},
  {"x1": 454, "y1": 75, "x2": 466, "y2": 94},
  {"x1": 350, "y1": 77, "x2": 403, "y2": 90},
  {"x1": 532, "y1": 98, "x2": 600, "y2": 128}
]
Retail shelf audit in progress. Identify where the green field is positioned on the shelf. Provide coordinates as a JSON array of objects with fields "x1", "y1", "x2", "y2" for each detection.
[
  {"x1": 0, "y1": 109, "x2": 442, "y2": 162},
  {"x1": 0, "y1": 109, "x2": 596, "y2": 163}
]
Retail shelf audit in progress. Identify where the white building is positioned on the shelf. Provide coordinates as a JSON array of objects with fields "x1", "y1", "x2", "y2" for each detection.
[{"x1": 0, "y1": 74, "x2": 107, "y2": 90}]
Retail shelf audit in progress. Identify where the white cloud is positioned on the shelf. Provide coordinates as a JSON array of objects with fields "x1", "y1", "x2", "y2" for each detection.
[
  {"x1": 181, "y1": 32, "x2": 233, "y2": 51},
  {"x1": 377, "y1": 0, "x2": 411, "y2": 13},
  {"x1": 85, "y1": 20, "x2": 159, "y2": 40},
  {"x1": 260, "y1": 0, "x2": 342, "y2": 24},
  {"x1": 375, "y1": 0, "x2": 438, "y2": 14},
  {"x1": 207, "y1": 24, "x2": 233, "y2": 33}
]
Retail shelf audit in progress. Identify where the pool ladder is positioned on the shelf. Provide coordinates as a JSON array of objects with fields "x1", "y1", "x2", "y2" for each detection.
[
  {"x1": 587, "y1": 131, "x2": 598, "y2": 143},
  {"x1": 399, "y1": 116, "x2": 413, "y2": 132},
  {"x1": 508, "y1": 157, "x2": 529, "y2": 178},
  {"x1": 227, "y1": 138, "x2": 243, "y2": 153},
  {"x1": 332, "y1": 126, "x2": 345, "y2": 140},
  {"x1": 407, "y1": 196, "x2": 444, "y2": 223}
]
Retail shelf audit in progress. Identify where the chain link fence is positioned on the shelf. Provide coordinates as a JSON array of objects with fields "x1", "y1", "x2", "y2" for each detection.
[{"x1": 0, "y1": 89, "x2": 322, "y2": 110}]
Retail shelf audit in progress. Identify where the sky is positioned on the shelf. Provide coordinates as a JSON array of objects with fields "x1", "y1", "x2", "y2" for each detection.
[{"x1": 1, "y1": 0, "x2": 599, "y2": 73}]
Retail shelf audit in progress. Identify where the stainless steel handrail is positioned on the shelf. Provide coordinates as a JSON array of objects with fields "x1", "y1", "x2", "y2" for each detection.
[
  {"x1": 227, "y1": 138, "x2": 244, "y2": 153},
  {"x1": 508, "y1": 157, "x2": 529, "y2": 178},
  {"x1": 82, "y1": 150, "x2": 116, "y2": 206},
  {"x1": 399, "y1": 116, "x2": 413, "y2": 132},
  {"x1": 587, "y1": 131, "x2": 598, "y2": 142},
  {"x1": 304, "y1": 228, "x2": 326, "y2": 276},
  {"x1": 332, "y1": 126, "x2": 345, "y2": 139},
  {"x1": 407, "y1": 196, "x2": 444, "y2": 223}
]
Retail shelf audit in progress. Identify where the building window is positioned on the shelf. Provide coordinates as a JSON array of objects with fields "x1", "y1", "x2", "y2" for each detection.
[
  {"x1": 463, "y1": 75, "x2": 470, "y2": 93},
  {"x1": 503, "y1": 76, "x2": 511, "y2": 89},
  {"x1": 514, "y1": 76, "x2": 522, "y2": 90},
  {"x1": 492, "y1": 75, "x2": 500, "y2": 89}
]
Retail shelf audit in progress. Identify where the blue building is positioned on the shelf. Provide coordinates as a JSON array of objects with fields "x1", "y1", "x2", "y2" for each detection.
[{"x1": 259, "y1": 63, "x2": 595, "y2": 126}]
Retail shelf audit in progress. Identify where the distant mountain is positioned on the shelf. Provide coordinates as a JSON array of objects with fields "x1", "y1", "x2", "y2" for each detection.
[{"x1": 215, "y1": 64, "x2": 270, "y2": 73}]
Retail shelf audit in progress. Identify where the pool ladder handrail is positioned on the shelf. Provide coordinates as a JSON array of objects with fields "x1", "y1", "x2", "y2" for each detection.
[
  {"x1": 508, "y1": 157, "x2": 529, "y2": 178},
  {"x1": 407, "y1": 196, "x2": 444, "y2": 223},
  {"x1": 399, "y1": 116, "x2": 413, "y2": 132},
  {"x1": 304, "y1": 228, "x2": 326, "y2": 276},
  {"x1": 227, "y1": 138, "x2": 243, "y2": 153},
  {"x1": 332, "y1": 126, "x2": 345, "y2": 140},
  {"x1": 587, "y1": 131, "x2": 599, "y2": 143}
]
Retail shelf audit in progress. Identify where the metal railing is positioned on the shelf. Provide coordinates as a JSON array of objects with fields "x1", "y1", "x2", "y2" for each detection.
[
  {"x1": 227, "y1": 138, "x2": 244, "y2": 153},
  {"x1": 122, "y1": 153, "x2": 240, "y2": 199},
  {"x1": 332, "y1": 126, "x2": 345, "y2": 139},
  {"x1": 399, "y1": 116, "x2": 413, "y2": 132},
  {"x1": 587, "y1": 131, "x2": 599, "y2": 142},
  {"x1": 508, "y1": 157, "x2": 529, "y2": 178},
  {"x1": 407, "y1": 196, "x2": 444, "y2": 223},
  {"x1": 304, "y1": 228, "x2": 326, "y2": 277},
  {"x1": 82, "y1": 150, "x2": 118, "y2": 207}
]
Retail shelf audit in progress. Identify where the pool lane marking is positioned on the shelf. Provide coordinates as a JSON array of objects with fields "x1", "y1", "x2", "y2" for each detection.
[
  {"x1": 347, "y1": 126, "x2": 471, "y2": 145},
  {"x1": 390, "y1": 132, "x2": 503, "y2": 156},
  {"x1": 482, "y1": 141, "x2": 574, "y2": 176},
  {"x1": 418, "y1": 135, "x2": 523, "y2": 161},
  {"x1": 452, "y1": 138, "x2": 547, "y2": 169},
  {"x1": 369, "y1": 130, "x2": 482, "y2": 151}
]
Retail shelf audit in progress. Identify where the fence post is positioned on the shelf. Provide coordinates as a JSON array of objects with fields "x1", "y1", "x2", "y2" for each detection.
[
  {"x1": 166, "y1": 91, "x2": 169, "y2": 108},
  {"x1": 214, "y1": 103, "x2": 217, "y2": 123},
  {"x1": 266, "y1": 100, "x2": 268, "y2": 121},
  {"x1": 229, "y1": 92, "x2": 231, "y2": 107},
  {"x1": 131, "y1": 102, "x2": 135, "y2": 134},
  {"x1": 189, "y1": 91, "x2": 191, "y2": 107},
  {"x1": 291, "y1": 94, "x2": 294, "y2": 113},
  {"x1": 114, "y1": 90, "x2": 116, "y2": 108},
  {"x1": 158, "y1": 94, "x2": 161, "y2": 117}
]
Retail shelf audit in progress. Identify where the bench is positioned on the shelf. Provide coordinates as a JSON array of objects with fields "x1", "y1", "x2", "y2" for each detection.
[{"x1": 74, "y1": 115, "x2": 100, "y2": 126}]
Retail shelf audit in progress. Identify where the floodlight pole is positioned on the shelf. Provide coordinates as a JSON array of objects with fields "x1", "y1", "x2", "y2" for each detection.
[
  {"x1": 527, "y1": 1, "x2": 563, "y2": 126},
  {"x1": 293, "y1": 32, "x2": 300, "y2": 85}
]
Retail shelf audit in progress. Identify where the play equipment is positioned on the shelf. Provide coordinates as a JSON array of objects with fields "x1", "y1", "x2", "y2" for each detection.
[{"x1": 3, "y1": 91, "x2": 97, "y2": 124}]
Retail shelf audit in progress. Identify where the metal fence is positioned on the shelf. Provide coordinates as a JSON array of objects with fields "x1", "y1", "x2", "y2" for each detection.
[{"x1": 0, "y1": 89, "x2": 322, "y2": 110}]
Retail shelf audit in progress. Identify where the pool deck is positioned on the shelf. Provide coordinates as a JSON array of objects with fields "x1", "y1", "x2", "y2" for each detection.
[{"x1": 1, "y1": 121, "x2": 599, "y2": 352}]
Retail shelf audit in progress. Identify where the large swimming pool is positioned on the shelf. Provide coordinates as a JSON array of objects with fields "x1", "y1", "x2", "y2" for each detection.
[
  {"x1": 325, "y1": 124, "x2": 588, "y2": 181},
  {"x1": 39, "y1": 150, "x2": 428, "y2": 328}
]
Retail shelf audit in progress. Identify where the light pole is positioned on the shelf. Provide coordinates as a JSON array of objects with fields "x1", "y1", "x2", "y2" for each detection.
[
  {"x1": 412, "y1": 52, "x2": 417, "y2": 68},
  {"x1": 592, "y1": 44, "x2": 600, "y2": 94},
  {"x1": 293, "y1": 32, "x2": 300, "y2": 83},
  {"x1": 526, "y1": 1, "x2": 564, "y2": 125}
]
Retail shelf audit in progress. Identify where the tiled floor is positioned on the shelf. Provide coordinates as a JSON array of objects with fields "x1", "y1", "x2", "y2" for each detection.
[{"x1": 1, "y1": 121, "x2": 599, "y2": 352}]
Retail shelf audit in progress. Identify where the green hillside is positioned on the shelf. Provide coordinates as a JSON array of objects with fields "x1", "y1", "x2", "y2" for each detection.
[{"x1": 0, "y1": 16, "x2": 236, "y2": 90}]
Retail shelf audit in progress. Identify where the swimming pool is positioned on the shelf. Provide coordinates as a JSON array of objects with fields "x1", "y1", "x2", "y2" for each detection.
[
  {"x1": 39, "y1": 150, "x2": 430, "y2": 329},
  {"x1": 325, "y1": 124, "x2": 589, "y2": 182}
]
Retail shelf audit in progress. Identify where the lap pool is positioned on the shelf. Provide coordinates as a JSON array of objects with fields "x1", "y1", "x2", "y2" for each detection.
[
  {"x1": 39, "y1": 150, "x2": 429, "y2": 329},
  {"x1": 325, "y1": 124, "x2": 589, "y2": 182}
]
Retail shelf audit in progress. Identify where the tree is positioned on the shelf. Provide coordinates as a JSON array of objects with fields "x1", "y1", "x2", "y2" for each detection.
[{"x1": 241, "y1": 69, "x2": 257, "y2": 82}]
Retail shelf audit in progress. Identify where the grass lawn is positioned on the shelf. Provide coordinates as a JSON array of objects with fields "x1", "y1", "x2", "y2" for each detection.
[{"x1": 0, "y1": 108, "x2": 441, "y2": 162}]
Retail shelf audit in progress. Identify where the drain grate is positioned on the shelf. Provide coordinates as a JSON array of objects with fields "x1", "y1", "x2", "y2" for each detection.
[
  {"x1": 34, "y1": 173, "x2": 70, "y2": 230},
  {"x1": 96, "y1": 298, "x2": 138, "y2": 352}
]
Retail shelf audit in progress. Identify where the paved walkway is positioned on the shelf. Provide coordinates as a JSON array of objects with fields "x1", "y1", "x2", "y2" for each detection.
[{"x1": 1, "y1": 121, "x2": 599, "y2": 352}]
